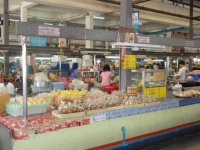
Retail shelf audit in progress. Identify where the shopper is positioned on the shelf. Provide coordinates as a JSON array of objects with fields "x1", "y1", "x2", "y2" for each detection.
[
  {"x1": 69, "y1": 62, "x2": 78, "y2": 80},
  {"x1": 100, "y1": 64, "x2": 113, "y2": 87},
  {"x1": 176, "y1": 60, "x2": 189, "y2": 83}
]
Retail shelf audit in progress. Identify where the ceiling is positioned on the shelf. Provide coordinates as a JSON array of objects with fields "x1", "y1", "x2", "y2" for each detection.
[{"x1": 0, "y1": 0, "x2": 199, "y2": 34}]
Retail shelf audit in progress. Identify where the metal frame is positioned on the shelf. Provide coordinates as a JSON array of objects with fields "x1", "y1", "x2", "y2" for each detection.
[
  {"x1": 16, "y1": 22, "x2": 200, "y2": 48},
  {"x1": 15, "y1": 0, "x2": 200, "y2": 120}
]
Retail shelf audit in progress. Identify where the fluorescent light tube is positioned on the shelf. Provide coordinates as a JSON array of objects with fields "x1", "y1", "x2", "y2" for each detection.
[
  {"x1": 105, "y1": 56, "x2": 120, "y2": 59},
  {"x1": 44, "y1": 23, "x2": 53, "y2": 25},
  {"x1": 36, "y1": 57, "x2": 51, "y2": 60},
  {"x1": 9, "y1": 19, "x2": 19, "y2": 22},
  {"x1": 81, "y1": 51, "x2": 111, "y2": 54},
  {"x1": 93, "y1": 16, "x2": 105, "y2": 20},
  {"x1": 154, "y1": 59, "x2": 164, "y2": 62},
  {"x1": 113, "y1": 42, "x2": 166, "y2": 49}
]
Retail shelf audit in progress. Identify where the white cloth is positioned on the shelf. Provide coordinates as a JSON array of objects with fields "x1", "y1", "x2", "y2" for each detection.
[{"x1": 177, "y1": 67, "x2": 189, "y2": 82}]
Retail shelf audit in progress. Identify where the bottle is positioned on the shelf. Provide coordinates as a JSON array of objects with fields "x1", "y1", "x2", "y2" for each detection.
[
  {"x1": 6, "y1": 83, "x2": 14, "y2": 94},
  {"x1": 0, "y1": 83, "x2": 6, "y2": 92}
]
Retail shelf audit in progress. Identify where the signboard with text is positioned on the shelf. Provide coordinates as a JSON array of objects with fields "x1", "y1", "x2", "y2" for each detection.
[
  {"x1": 132, "y1": 11, "x2": 140, "y2": 34},
  {"x1": 122, "y1": 55, "x2": 136, "y2": 69},
  {"x1": 193, "y1": 25, "x2": 200, "y2": 40},
  {"x1": 30, "y1": 36, "x2": 47, "y2": 47}
]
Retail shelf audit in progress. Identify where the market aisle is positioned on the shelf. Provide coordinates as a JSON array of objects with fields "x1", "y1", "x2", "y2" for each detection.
[{"x1": 159, "y1": 136, "x2": 200, "y2": 150}]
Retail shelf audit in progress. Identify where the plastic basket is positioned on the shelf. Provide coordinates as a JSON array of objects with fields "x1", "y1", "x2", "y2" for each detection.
[
  {"x1": 31, "y1": 85, "x2": 52, "y2": 93},
  {"x1": 6, "y1": 103, "x2": 47, "y2": 117},
  {"x1": 191, "y1": 74, "x2": 199, "y2": 81},
  {"x1": 52, "y1": 82, "x2": 65, "y2": 90}
]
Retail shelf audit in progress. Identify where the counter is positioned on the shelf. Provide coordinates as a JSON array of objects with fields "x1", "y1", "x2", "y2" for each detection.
[{"x1": 1, "y1": 89, "x2": 200, "y2": 150}]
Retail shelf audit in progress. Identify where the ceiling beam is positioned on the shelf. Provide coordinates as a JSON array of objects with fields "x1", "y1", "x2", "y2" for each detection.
[
  {"x1": 168, "y1": 0, "x2": 200, "y2": 9},
  {"x1": 132, "y1": 0, "x2": 152, "y2": 4},
  {"x1": 98, "y1": 0, "x2": 200, "y2": 21},
  {"x1": 9, "y1": 1, "x2": 38, "y2": 12}
]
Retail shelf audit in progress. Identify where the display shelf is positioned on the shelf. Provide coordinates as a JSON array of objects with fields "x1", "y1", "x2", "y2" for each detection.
[
  {"x1": 52, "y1": 110, "x2": 85, "y2": 118},
  {"x1": 85, "y1": 108, "x2": 108, "y2": 115},
  {"x1": 78, "y1": 71, "x2": 100, "y2": 82}
]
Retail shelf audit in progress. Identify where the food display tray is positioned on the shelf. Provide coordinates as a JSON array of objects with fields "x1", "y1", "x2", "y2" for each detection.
[
  {"x1": 52, "y1": 110, "x2": 85, "y2": 118},
  {"x1": 124, "y1": 103, "x2": 144, "y2": 108},
  {"x1": 107, "y1": 105, "x2": 125, "y2": 111},
  {"x1": 145, "y1": 101, "x2": 161, "y2": 106},
  {"x1": 85, "y1": 108, "x2": 108, "y2": 115}
]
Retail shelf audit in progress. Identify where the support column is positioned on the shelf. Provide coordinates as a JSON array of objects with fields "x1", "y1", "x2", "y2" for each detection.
[
  {"x1": 189, "y1": 0, "x2": 193, "y2": 40},
  {"x1": 3, "y1": 0, "x2": 9, "y2": 75},
  {"x1": 105, "y1": 30, "x2": 109, "y2": 49},
  {"x1": 189, "y1": 0, "x2": 193, "y2": 71},
  {"x1": 119, "y1": 0, "x2": 132, "y2": 91},
  {"x1": 85, "y1": 15, "x2": 93, "y2": 48},
  {"x1": 166, "y1": 30, "x2": 172, "y2": 52},
  {"x1": 20, "y1": 6, "x2": 27, "y2": 22}
]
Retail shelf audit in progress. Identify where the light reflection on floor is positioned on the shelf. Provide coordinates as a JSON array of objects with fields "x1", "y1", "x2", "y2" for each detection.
[{"x1": 159, "y1": 136, "x2": 200, "y2": 150}]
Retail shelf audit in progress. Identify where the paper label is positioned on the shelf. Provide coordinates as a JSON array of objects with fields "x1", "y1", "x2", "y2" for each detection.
[{"x1": 38, "y1": 26, "x2": 60, "y2": 36}]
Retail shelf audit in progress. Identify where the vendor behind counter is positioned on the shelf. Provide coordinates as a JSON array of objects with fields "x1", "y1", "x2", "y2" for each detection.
[{"x1": 176, "y1": 60, "x2": 190, "y2": 87}]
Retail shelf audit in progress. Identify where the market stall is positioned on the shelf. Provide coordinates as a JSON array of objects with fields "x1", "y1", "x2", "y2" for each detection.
[{"x1": 2, "y1": 1, "x2": 200, "y2": 148}]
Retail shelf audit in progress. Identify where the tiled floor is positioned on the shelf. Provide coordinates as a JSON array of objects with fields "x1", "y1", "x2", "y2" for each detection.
[{"x1": 159, "y1": 136, "x2": 200, "y2": 150}]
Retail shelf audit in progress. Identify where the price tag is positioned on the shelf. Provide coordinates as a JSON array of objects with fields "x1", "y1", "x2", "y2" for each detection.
[{"x1": 100, "y1": 112, "x2": 107, "y2": 121}]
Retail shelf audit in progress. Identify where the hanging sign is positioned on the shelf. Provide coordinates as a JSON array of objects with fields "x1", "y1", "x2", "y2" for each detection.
[
  {"x1": 38, "y1": 26, "x2": 60, "y2": 37},
  {"x1": 185, "y1": 41, "x2": 194, "y2": 47},
  {"x1": 137, "y1": 36, "x2": 150, "y2": 43},
  {"x1": 132, "y1": 11, "x2": 140, "y2": 34},
  {"x1": 122, "y1": 55, "x2": 136, "y2": 69},
  {"x1": 59, "y1": 38, "x2": 65, "y2": 47},
  {"x1": 193, "y1": 25, "x2": 200, "y2": 40},
  {"x1": 185, "y1": 48, "x2": 199, "y2": 53},
  {"x1": 30, "y1": 36, "x2": 47, "y2": 47},
  {"x1": 132, "y1": 11, "x2": 139, "y2": 25}
]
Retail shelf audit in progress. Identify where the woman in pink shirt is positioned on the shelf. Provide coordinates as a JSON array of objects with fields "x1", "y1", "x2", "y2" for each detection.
[{"x1": 100, "y1": 64, "x2": 113, "y2": 87}]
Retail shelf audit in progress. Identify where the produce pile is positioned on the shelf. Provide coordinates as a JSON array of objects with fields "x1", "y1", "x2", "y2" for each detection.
[
  {"x1": 173, "y1": 90, "x2": 200, "y2": 98},
  {"x1": 49, "y1": 90, "x2": 159, "y2": 114}
]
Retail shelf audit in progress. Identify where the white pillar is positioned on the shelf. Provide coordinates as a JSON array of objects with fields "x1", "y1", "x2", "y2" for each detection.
[
  {"x1": 105, "y1": 30, "x2": 109, "y2": 49},
  {"x1": 165, "y1": 30, "x2": 172, "y2": 52},
  {"x1": 85, "y1": 15, "x2": 93, "y2": 48},
  {"x1": 20, "y1": 7, "x2": 27, "y2": 22},
  {"x1": 1, "y1": 17, "x2": 4, "y2": 44}
]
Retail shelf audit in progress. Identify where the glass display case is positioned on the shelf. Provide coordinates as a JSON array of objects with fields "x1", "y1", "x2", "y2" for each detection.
[
  {"x1": 132, "y1": 69, "x2": 168, "y2": 98},
  {"x1": 43, "y1": 70, "x2": 68, "y2": 82}
]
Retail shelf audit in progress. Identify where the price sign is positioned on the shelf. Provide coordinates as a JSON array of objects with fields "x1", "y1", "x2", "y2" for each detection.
[
  {"x1": 38, "y1": 26, "x2": 60, "y2": 37},
  {"x1": 144, "y1": 87, "x2": 166, "y2": 98},
  {"x1": 122, "y1": 55, "x2": 136, "y2": 69}
]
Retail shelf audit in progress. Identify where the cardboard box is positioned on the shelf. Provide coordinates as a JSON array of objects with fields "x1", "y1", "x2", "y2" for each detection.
[{"x1": 0, "y1": 93, "x2": 10, "y2": 114}]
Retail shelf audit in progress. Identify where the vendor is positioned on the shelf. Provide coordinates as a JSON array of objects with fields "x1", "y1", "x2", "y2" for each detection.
[
  {"x1": 69, "y1": 63, "x2": 78, "y2": 80},
  {"x1": 100, "y1": 64, "x2": 113, "y2": 87},
  {"x1": 176, "y1": 60, "x2": 189, "y2": 83}
]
